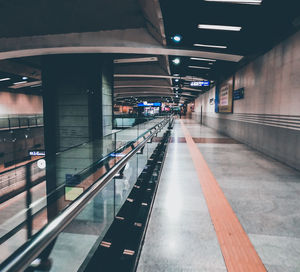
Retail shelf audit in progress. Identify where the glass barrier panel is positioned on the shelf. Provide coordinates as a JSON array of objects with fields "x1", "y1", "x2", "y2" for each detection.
[{"x1": 44, "y1": 181, "x2": 115, "y2": 272}]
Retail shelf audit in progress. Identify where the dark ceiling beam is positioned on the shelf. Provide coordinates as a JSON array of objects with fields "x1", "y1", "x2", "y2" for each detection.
[
  {"x1": 115, "y1": 85, "x2": 172, "y2": 89},
  {"x1": 114, "y1": 84, "x2": 204, "y2": 94},
  {"x1": 114, "y1": 74, "x2": 207, "y2": 81},
  {"x1": 115, "y1": 92, "x2": 195, "y2": 97}
]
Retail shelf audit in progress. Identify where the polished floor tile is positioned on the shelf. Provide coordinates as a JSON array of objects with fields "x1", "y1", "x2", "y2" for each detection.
[{"x1": 137, "y1": 119, "x2": 300, "y2": 272}]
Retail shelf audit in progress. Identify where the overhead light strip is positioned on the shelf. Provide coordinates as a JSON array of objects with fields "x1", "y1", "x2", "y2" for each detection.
[
  {"x1": 114, "y1": 57, "x2": 158, "y2": 64},
  {"x1": 204, "y1": 0, "x2": 262, "y2": 5},
  {"x1": 13, "y1": 81, "x2": 27, "y2": 85},
  {"x1": 190, "y1": 57, "x2": 216, "y2": 62},
  {"x1": 0, "y1": 77, "x2": 11, "y2": 82},
  {"x1": 193, "y1": 43, "x2": 227, "y2": 49},
  {"x1": 198, "y1": 24, "x2": 242, "y2": 31},
  {"x1": 188, "y1": 66, "x2": 211, "y2": 70}
]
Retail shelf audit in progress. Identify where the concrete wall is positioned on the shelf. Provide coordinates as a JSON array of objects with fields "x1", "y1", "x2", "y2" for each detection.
[
  {"x1": 0, "y1": 92, "x2": 43, "y2": 115},
  {"x1": 193, "y1": 30, "x2": 300, "y2": 171}
]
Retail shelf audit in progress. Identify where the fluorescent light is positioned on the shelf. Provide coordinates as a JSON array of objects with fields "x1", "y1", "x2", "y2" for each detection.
[
  {"x1": 13, "y1": 81, "x2": 27, "y2": 85},
  {"x1": 0, "y1": 77, "x2": 11, "y2": 82},
  {"x1": 190, "y1": 57, "x2": 216, "y2": 62},
  {"x1": 198, "y1": 24, "x2": 242, "y2": 31},
  {"x1": 204, "y1": 0, "x2": 262, "y2": 5},
  {"x1": 188, "y1": 66, "x2": 211, "y2": 70},
  {"x1": 193, "y1": 43, "x2": 227, "y2": 49}
]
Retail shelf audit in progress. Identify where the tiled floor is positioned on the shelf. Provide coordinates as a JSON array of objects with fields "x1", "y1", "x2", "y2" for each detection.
[{"x1": 137, "y1": 118, "x2": 300, "y2": 272}]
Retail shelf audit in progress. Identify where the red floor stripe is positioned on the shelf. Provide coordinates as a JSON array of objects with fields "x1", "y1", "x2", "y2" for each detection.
[{"x1": 180, "y1": 120, "x2": 266, "y2": 272}]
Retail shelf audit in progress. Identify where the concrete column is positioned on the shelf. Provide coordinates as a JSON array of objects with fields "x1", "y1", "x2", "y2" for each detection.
[
  {"x1": 102, "y1": 57, "x2": 114, "y2": 136},
  {"x1": 42, "y1": 54, "x2": 113, "y2": 217}
]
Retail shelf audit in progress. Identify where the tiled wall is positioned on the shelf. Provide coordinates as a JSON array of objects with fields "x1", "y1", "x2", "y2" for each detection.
[{"x1": 193, "y1": 30, "x2": 300, "y2": 171}]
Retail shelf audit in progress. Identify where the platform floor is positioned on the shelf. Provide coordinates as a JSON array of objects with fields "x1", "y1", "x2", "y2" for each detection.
[{"x1": 137, "y1": 118, "x2": 300, "y2": 272}]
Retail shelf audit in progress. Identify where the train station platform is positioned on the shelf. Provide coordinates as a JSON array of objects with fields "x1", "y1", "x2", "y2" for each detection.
[
  {"x1": 137, "y1": 118, "x2": 300, "y2": 272},
  {"x1": 0, "y1": 117, "x2": 300, "y2": 271}
]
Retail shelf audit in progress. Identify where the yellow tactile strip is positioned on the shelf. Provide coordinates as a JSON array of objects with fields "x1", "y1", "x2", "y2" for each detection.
[{"x1": 180, "y1": 120, "x2": 266, "y2": 272}]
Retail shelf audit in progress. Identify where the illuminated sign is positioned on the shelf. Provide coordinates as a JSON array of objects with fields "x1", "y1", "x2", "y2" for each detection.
[
  {"x1": 217, "y1": 77, "x2": 233, "y2": 113},
  {"x1": 29, "y1": 150, "x2": 45, "y2": 156},
  {"x1": 110, "y1": 153, "x2": 126, "y2": 157},
  {"x1": 190, "y1": 81, "x2": 210, "y2": 87},
  {"x1": 138, "y1": 102, "x2": 161, "y2": 107},
  {"x1": 233, "y1": 88, "x2": 244, "y2": 100},
  {"x1": 65, "y1": 186, "x2": 84, "y2": 201}
]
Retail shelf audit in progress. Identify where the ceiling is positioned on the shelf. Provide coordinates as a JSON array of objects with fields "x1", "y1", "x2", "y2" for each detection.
[
  {"x1": 161, "y1": 0, "x2": 300, "y2": 82},
  {"x1": 0, "y1": 0, "x2": 299, "y2": 105}
]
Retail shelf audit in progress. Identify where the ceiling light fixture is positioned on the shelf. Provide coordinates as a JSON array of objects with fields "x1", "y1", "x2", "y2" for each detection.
[
  {"x1": 204, "y1": 0, "x2": 262, "y2": 5},
  {"x1": 188, "y1": 66, "x2": 211, "y2": 70},
  {"x1": 22, "y1": 76, "x2": 28, "y2": 80},
  {"x1": 193, "y1": 43, "x2": 227, "y2": 49},
  {"x1": 190, "y1": 57, "x2": 216, "y2": 62},
  {"x1": 13, "y1": 81, "x2": 27, "y2": 85},
  {"x1": 171, "y1": 35, "x2": 183, "y2": 43},
  {"x1": 198, "y1": 24, "x2": 242, "y2": 31},
  {"x1": 172, "y1": 58, "x2": 181, "y2": 65},
  {"x1": 0, "y1": 77, "x2": 11, "y2": 82}
]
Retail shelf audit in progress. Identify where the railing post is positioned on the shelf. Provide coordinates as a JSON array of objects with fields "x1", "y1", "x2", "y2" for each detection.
[{"x1": 25, "y1": 163, "x2": 33, "y2": 239}]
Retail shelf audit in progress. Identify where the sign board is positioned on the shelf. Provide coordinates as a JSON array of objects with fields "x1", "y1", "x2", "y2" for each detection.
[
  {"x1": 233, "y1": 88, "x2": 244, "y2": 100},
  {"x1": 190, "y1": 81, "x2": 210, "y2": 87},
  {"x1": 29, "y1": 150, "x2": 45, "y2": 156},
  {"x1": 66, "y1": 174, "x2": 81, "y2": 185},
  {"x1": 138, "y1": 102, "x2": 161, "y2": 107},
  {"x1": 218, "y1": 77, "x2": 233, "y2": 113},
  {"x1": 65, "y1": 186, "x2": 84, "y2": 201}
]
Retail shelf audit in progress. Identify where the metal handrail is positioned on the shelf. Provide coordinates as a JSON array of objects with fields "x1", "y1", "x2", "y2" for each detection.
[{"x1": 0, "y1": 117, "x2": 170, "y2": 272}]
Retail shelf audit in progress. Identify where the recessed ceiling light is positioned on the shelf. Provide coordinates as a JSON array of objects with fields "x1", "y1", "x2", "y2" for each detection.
[
  {"x1": 22, "y1": 76, "x2": 28, "y2": 80},
  {"x1": 193, "y1": 43, "x2": 227, "y2": 49},
  {"x1": 174, "y1": 79, "x2": 179, "y2": 82},
  {"x1": 0, "y1": 77, "x2": 11, "y2": 82},
  {"x1": 204, "y1": 0, "x2": 262, "y2": 5},
  {"x1": 173, "y1": 74, "x2": 180, "y2": 76},
  {"x1": 198, "y1": 24, "x2": 242, "y2": 31},
  {"x1": 171, "y1": 35, "x2": 183, "y2": 43},
  {"x1": 188, "y1": 66, "x2": 211, "y2": 70},
  {"x1": 172, "y1": 58, "x2": 181, "y2": 65},
  {"x1": 190, "y1": 57, "x2": 216, "y2": 62}
]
